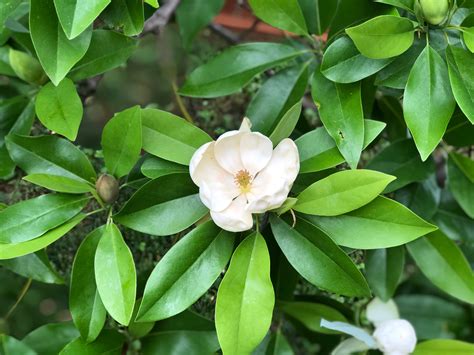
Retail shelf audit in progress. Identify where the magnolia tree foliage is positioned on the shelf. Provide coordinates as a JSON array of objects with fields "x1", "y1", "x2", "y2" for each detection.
[{"x1": 0, "y1": 0, "x2": 474, "y2": 354}]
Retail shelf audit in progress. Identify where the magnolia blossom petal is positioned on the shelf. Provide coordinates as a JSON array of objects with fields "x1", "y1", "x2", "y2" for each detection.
[
  {"x1": 366, "y1": 298, "x2": 400, "y2": 327},
  {"x1": 247, "y1": 138, "x2": 299, "y2": 213},
  {"x1": 373, "y1": 319, "x2": 417, "y2": 355},
  {"x1": 210, "y1": 195, "x2": 253, "y2": 232},
  {"x1": 200, "y1": 180, "x2": 240, "y2": 212},
  {"x1": 214, "y1": 131, "x2": 245, "y2": 174},
  {"x1": 239, "y1": 117, "x2": 252, "y2": 132},
  {"x1": 240, "y1": 132, "x2": 273, "y2": 176}
]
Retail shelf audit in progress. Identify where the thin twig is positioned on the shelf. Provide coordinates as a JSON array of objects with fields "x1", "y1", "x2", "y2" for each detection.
[
  {"x1": 141, "y1": 0, "x2": 181, "y2": 36},
  {"x1": 171, "y1": 81, "x2": 193, "y2": 123},
  {"x1": 4, "y1": 278, "x2": 32, "y2": 321},
  {"x1": 209, "y1": 23, "x2": 240, "y2": 44}
]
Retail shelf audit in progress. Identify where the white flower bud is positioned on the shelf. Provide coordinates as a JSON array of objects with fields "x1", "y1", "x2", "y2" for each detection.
[{"x1": 373, "y1": 319, "x2": 417, "y2": 355}]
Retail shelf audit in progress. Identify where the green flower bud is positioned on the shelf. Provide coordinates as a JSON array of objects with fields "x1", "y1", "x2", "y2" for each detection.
[
  {"x1": 95, "y1": 174, "x2": 119, "y2": 204},
  {"x1": 419, "y1": 0, "x2": 451, "y2": 25}
]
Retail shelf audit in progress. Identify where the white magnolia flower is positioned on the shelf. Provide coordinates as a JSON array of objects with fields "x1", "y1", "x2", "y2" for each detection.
[
  {"x1": 189, "y1": 118, "x2": 299, "y2": 232},
  {"x1": 373, "y1": 319, "x2": 417, "y2": 355}
]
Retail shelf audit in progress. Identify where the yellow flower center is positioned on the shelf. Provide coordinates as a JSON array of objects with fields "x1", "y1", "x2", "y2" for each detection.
[{"x1": 234, "y1": 169, "x2": 252, "y2": 193}]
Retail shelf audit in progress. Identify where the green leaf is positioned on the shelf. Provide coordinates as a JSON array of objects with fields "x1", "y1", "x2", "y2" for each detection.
[
  {"x1": 115, "y1": 174, "x2": 208, "y2": 236},
  {"x1": 216, "y1": 232, "x2": 274, "y2": 355},
  {"x1": 374, "y1": 0, "x2": 414, "y2": 11},
  {"x1": 140, "y1": 156, "x2": 187, "y2": 179},
  {"x1": 365, "y1": 247, "x2": 404, "y2": 301},
  {"x1": 307, "y1": 196, "x2": 437, "y2": 249},
  {"x1": 450, "y1": 151, "x2": 474, "y2": 183},
  {"x1": 254, "y1": 331, "x2": 293, "y2": 355},
  {"x1": 366, "y1": 139, "x2": 435, "y2": 192},
  {"x1": 0, "y1": 194, "x2": 88, "y2": 243},
  {"x1": 345, "y1": 15, "x2": 415, "y2": 59},
  {"x1": 0, "y1": 214, "x2": 85, "y2": 260},
  {"x1": 269, "y1": 101, "x2": 302, "y2": 145},
  {"x1": 407, "y1": 231, "x2": 474, "y2": 304},
  {"x1": 0, "y1": 47, "x2": 15, "y2": 76},
  {"x1": 294, "y1": 169, "x2": 395, "y2": 216},
  {"x1": 94, "y1": 222, "x2": 136, "y2": 326},
  {"x1": 321, "y1": 36, "x2": 394, "y2": 83},
  {"x1": 447, "y1": 152, "x2": 474, "y2": 218},
  {"x1": 137, "y1": 221, "x2": 234, "y2": 322},
  {"x1": 102, "y1": 106, "x2": 142, "y2": 178},
  {"x1": 0, "y1": 335, "x2": 36, "y2": 355},
  {"x1": 247, "y1": 63, "x2": 309, "y2": 136},
  {"x1": 462, "y1": 28, "x2": 474, "y2": 52},
  {"x1": 0, "y1": 250, "x2": 63, "y2": 284},
  {"x1": 23, "y1": 322, "x2": 80, "y2": 355},
  {"x1": 145, "y1": 0, "x2": 159, "y2": 8},
  {"x1": 53, "y1": 0, "x2": 111, "y2": 39},
  {"x1": 6, "y1": 134, "x2": 96, "y2": 184},
  {"x1": 297, "y1": 0, "x2": 340, "y2": 35},
  {"x1": 176, "y1": 0, "x2": 225, "y2": 49},
  {"x1": 413, "y1": 339, "x2": 474, "y2": 354},
  {"x1": 0, "y1": 0, "x2": 22, "y2": 27},
  {"x1": 59, "y1": 330, "x2": 124, "y2": 354},
  {"x1": 69, "y1": 30, "x2": 137, "y2": 81},
  {"x1": 278, "y1": 301, "x2": 347, "y2": 334},
  {"x1": 70, "y1": 227, "x2": 107, "y2": 343},
  {"x1": 23, "y1": 174, "x2": 92, "y2": 194},
  {"x1": 270, "y1": 215, "x2": 370, "y2": 296},
  {"x1": 248, "y1": 0, "x2": 307, "y2": 35},
  {"x1": 446, "y1": 46, "x2": 474, "y2": 123},
  {"x1": 141, "y1": 108, "x2": 212, "y2": 165},
  {"x1": 297, "y1": 119, "x2": 385, "y2": 173},
  {"x1": 35, "y1": 78, "x2": 83, "y2": 140},
  {"x1": 103, "y1": 0, "x2": 144, "y2": 36},
  {"x1": 311, "y1": 67, "x2": 364, "y2": 169},
  {"x1": 179, "y1": 42, "x2": 305, "y2": 98},
  {"x1": 404, "y1": 44, "x2": 456, "y2": 160},
  {"x1": 30, "y1": 0, "x2": 92, "y2": 85},
  {"x1": 8, "y1": 48, "x2": 47, "y2": 85}
]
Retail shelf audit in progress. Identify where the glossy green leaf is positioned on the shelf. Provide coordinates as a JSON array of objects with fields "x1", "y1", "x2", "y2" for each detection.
[
  {"x1": 297, "y1": 119, "x2": 385, "y2": 173},
  {"x1": 59, "y1": 330, "x2": 124, "y2": 355},
  {"x1": 23, "y1": 174, "x2": 92, "y2": 194},
  {"x1": 407, "y1": 231, "x2": 474, "y2": 304},
  {"x1": 0, "y1": 250, "x2": 63, "y2": 284},
  {"x1": 311, "y1": 67, "x2": 364, "y2": 169},
  {"x1": 0, "y1": 335, "x2": 36, "y2": 355},
  {"x1": 6, "y1": 134, "x2": 96, "y2": 184},
  {"x1": 35, "y1": 78, "x2": 83, "y2": 140},
  {"x1": 140, "y1": 156, "x2": 187, "y2": 179},
  {"x1": 446, "y1": 46, "x2": 474, "y2": 123},
  {"x1": 307, "y1": 196, "x2": 437, "y2": 249},
  {"x1": 102, "y1": 106, "x2": 142, "y2": 178},
  {"x1": 176, "y1": 0, "x2": 225, "y2": 49},
  {"x1": 269, "y1": 101, "x2": 302, "y2": 145},
  {"x1": 180, "y1": 42, "x2": 305, "y2": 98},
  {"x1": 0, "y1": 214, "x2": 85, "y2": 260},
  {"x1": 271, "y1": 216, "x2": 370, "y2": 296},
  {"x1": 70, "y1": 227, "x2": 107, "y2": 343},
  {"x1": 94, "y1": 223, "x2": 136, "y2": 326},
  {"x1": 247, "y1": 63, "x2": 309, "y2": 136},
  {"x1": 374, "y1": 0, "x2": 414, "y2": 11},
  {"x1": 248, "y1": 0, "x2": 307, "y2": 35},
  {"x1": 30, "y1": 0, "x2": 92, "y2": 85},
  {"x1": 365, "y1": 247, "x2": 404, "y2": 301},
  {"x1": 137, "y1": 222, "x2": 234, "y2": 322},
  {"x1": 297, "y1": 0, "x2": 339, "y2": 35},
  {"x1": 69, "y1": 30, "x2": 137, "y2": 81},
  {"x1": 462, "y1": 28, "x2": 474, "y2": 52},
  {"x1": 447, "y1": 152, "x2": 474, "y2": 218},
  {"x1": 278, "y1": 301, "x2": 347, "y2": 334},
  {"x1": 395, "y1": 175, "x2": 440, "y2": 220},
  {"x1": 145, "y1": 0, "x2": 159, "y2": 7},
  {"x1": 366, "y1": 139, "x2": 435, "y2": 193},
  {"x1": 23, "y1": 322, "x2": 80, "y2": 355},
  {"x1": 115, "y1": 174, "x2": 207, "y2": 235},
  {"x1": 0, "y1": 0, "x2": 22, "y2": 27},
  {"x1": 54, "y1": 0, "x2": 111, "y2": 39},
  {"x1": 103, "y1": 0, "x2": 144, "y2": 36},
  {"x1": 216, "y1": 232, "x2": 274, "y2": 355},
  {"x1": 413, "y1": 339, "x2": 474, "y2": 354},
  {"x1": 294, "y1": 169, "x2": 395, "y2": 216},
  {"x1": 8, "y1": 48, "x2": 47, "y2": 85},
  {"x1": 0, "y1": 193, "x2": 88, "y2": 243},
  {"x1": 141, "y1": 108, "x2": 211, "y2": 165},
  {"x1": 404, "y1": 44, "x2": 456, "y2": 160},
  {"x1": 321, "y1": 36, "x2": 394, "y2": 83},
  {"x1": 345, "y1": 15, "x2": 415, "y2": 59}
]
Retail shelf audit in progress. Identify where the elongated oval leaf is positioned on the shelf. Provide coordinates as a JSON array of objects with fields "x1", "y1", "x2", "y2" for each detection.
[
  {"x1": 94, "y1": 223, "x2": 136, "y2": 326},
  {"x1": 140, "y1": 157, "x2": 187, "y2": 179},
  {"x1": 103, "y1": 0, "x2": 144, "y2": 36},
  {"x1": 137, "y1": 222, "x2": 234, "y2": 322},
  {"x1": 306, "y1": 196, "x2": 437, "y2": 249},
  {"x1": 294, "y1": 169, "x2": 395, "y2": 216},
  {"x1": 115, "y1": 173, "x2": 207, "y2": 236},
  {"x1": 23, "y1": 174, "x2": 92, "y2": 194},
  {"x1": 216, "y1": 232, "x2": 274, "y2": 355},
  {"x1": 413, "y1": 339, "x2": 474, "y2": 355},
  {"x1": 269, "y1": 101, "x2": 302, "y2": 145},
  {"x1": 271, "y1": 215, "x2": 370, "y2": 296}
]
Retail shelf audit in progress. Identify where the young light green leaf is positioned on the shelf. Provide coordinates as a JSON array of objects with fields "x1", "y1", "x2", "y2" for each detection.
[
  {"x1": 102, "y1": 106, "x2": 142, "y2": 178},
  {"x1": 294, "y1": 169, "x2": 395, "y2": 216},
  {"x1": 306, "y1": 196, "x2": 437, "y2": 249},
  {"x1": 35, "y1": 78, "x2": 83, "y2": 141},
  {"x1": 94, "y1": 222, "x2": 136, "y2": 326},
  {"x1": 447, "y1": 152, "x2": 474, "y2": 218},
  {"x1": 179, "y1": 42, "x2": 305, "y2": 98},
  {"x1": 70, "y1": 227, "x2": 107, "y2": 343},
  {"x1": 407, "y1": 231, "x2": 474, "y2": 304},
  {"x1": 216, "y1": 232, "x2": 274, "y2": 355},
  {"x1": 403, "y1": 44, "x2": 456, "y2": 161},
  {"x1": 345, "y1": 15, "x2": 415, "y2": 59},
  {"x1": 30, "y1": 0, "x2": 92, "y2": 85},
  {"x1": 413, "y1": 339, "x2": 474, "y2": 354},
  {"x1": 145, "y1": 0, "x2": 159, "y2": 7},
  {"x1": 137, "y1": 222, "x2": 234, "y2": 322},
  {"x1": 8, "y1": 48, "x2": 47, "y2": 85},
  {"x1": 23, "y1": 174, "x2": 92, "y2": 194},
  {"x1": 311, "y1": 67, "x2": 364, "y2": 169},
  {"x1": 271, "y1": 216, "x2": 370, "y2": 296},
  {"x1": 140, "y1": 156, "x2": 187, "y2": 179}
]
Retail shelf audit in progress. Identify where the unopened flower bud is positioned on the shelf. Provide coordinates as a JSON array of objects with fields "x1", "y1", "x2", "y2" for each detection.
[
  {"x1": 95, "y1": 174, "x2": 119, "y2": 204},
  {"x1": 373, "y1": 319, "x2": 417, "y2": 355},
  {"x1": 418, "y1": 0, "x2": 450, "y2": 25}
]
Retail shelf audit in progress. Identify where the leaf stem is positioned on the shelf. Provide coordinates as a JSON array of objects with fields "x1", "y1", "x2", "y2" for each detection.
[
  {"x1": 4, "y1": 278, "x2": 32, "y2": 321},
  {"x1": 171, "y1": 81, "x2": 194, "y2": 123}
]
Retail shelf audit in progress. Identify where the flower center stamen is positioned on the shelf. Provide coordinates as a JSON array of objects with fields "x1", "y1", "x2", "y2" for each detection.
[{"x1": 234, "y1": 169, "x2": 252, "y2": 193}]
